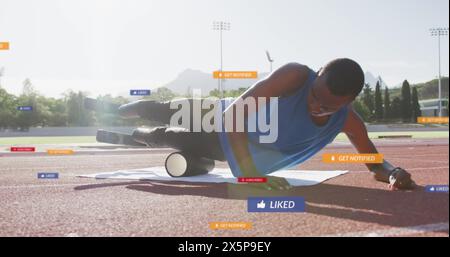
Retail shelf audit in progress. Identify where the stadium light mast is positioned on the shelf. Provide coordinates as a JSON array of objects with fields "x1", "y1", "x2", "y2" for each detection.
[
  {"x1": 213, "y1": 21, "x2": 230, "y2": 98},
  {"x1": 430, "y1": 27, "x2": 448, "y2": 117},
  {"x1": 265, "y1": 50, "x2": 274, "y2": 73}
]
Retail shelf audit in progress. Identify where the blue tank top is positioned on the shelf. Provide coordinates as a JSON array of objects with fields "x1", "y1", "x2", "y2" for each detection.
[{"x1": 218, "y1": 67, "x2": 349, "y2": 177}]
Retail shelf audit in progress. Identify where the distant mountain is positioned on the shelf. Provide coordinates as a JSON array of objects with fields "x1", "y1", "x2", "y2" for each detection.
[
  {"x1": 160, "y1": 68, "x2": 446, "y2": 100},
  {"x1": 414, "y1": 77, "x2": 449, "y2": 100},
  {"x1": 364, "y1": 71, "x2": 389, "y2": 88},
  {"x1": 164, "y1": 69, "x2": 269, "y2": 95},
  {"x1": 388, "y1": 77, "x2": 449, "y2": 100},
  {"x1": 164, "y1": 69, "x2": 391, "y2": 95}
]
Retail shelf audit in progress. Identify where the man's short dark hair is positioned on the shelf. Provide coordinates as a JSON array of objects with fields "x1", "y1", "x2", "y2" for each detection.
[{"x1": 322, "y1": 58, "x2": 364, "y2": 97}]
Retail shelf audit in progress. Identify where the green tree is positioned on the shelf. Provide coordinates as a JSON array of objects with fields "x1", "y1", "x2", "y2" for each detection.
[
  {"x1": 374, "y1": 81, "x2": 383, "y2": 121},
  {"x1": 145, "y1": 87, "x2": 177, "y2": 102},
  {"x1": 0, "y1": 86, "x2": 17, "y2": 129},
  {"x1": 362, "y1": 83, "x2": 374, "y2": 120},
  {"x1": 391, "y1": 97, "x2": 402, "y2": 120},
  {"x1": 411, "y1": 87, "x2": 422, "y2": 122},
  {"x1": 94, "y1": 94, "x2": 130, "y2": 126},
  {"x1": 401, "y1": 80, "x2": 412, "y2": 122},
  {"x1": 15, "y1": 80, "x2": 42, "y2": 129},
  {"x1": 209, "y1": 89, "x2": 221, "y2": 98},
  {"x1": 209, "y1": 87, "x2": 248, "y2": 98},
  {"x1": 384, "y1": 87, "x2": 391, "y2": 121},
  {"x1": 45, "y1": 97, "x2": 68, "y2": 126},
  {"x1": 65, "y1": 91, "x2": 95, "y2": 126},
  {"x1": 15, "y1": 96, "x2": 35, "y2": 129},
  {"x1": 352, "y1": 99, "x2": 371, "y2": 122}
]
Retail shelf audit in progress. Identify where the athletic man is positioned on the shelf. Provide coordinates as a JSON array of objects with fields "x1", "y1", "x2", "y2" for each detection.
[{"x1": 94, "y1": 58, "x2": 416, "y2": 191}]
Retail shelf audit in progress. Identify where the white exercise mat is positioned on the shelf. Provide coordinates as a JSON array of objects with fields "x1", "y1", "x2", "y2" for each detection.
[{"x1": 79, "y1": 167, "x2": 348, "y2": 187}]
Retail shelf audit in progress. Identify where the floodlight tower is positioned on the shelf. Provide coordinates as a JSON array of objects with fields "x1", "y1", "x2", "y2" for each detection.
[
  {"x1": 430, "y1": 27, "x2": 449, "y2": 117},
  {"x1": 213, "y1": 21, "x2": 230, "y2": 98}
]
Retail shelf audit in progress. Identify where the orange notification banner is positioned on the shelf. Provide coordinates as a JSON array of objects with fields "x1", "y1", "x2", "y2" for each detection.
[
  {"x1": 0, "y1": 42, "x2": 10, "y2": 50},
  {"x1": 209, "y1": 222, "x2": 252, "y2": 230},
  {"x1": 47, "y1": 149, "x2": 74, "y2": 155},
  {"x1": 417, "y1": 117, "x2": 449, "y2": 124},
  {"x1": 323, "y1": 153, "x2": 384, "y2": 164},
  {"x1": 213, "y1": 71, "x2": 258, "y2": 79}
]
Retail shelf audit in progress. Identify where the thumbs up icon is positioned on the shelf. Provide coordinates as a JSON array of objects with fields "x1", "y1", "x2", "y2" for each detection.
[{"x1": 257, "y1": 200, "x2": 266, "y2": 209}]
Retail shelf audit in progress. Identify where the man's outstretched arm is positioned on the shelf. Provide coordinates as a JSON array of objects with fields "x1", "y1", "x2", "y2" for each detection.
[{"x1": 341, "y1": 107, "x2": 416, "y2": 190}]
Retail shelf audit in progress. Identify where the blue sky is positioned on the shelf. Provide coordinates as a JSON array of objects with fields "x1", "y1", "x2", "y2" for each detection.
[{"x1": 0, "y1": 0, "x2": 448, "y2": 97}]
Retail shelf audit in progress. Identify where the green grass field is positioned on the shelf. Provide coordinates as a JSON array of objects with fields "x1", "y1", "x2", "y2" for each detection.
[
  {"x1": 0, "y1": 136, "x2": 97, "y2": 145},
  {"x1": 0, "y1": 131, "x2": 448, "y2": 145},
  {"x1": 334, "y1": 131, "x2": 449, "y2": 141}
]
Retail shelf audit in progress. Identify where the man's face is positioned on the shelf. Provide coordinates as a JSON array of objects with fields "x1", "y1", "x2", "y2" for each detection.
[{"x1": 307, "y1": 72, "x2": 355, "y2": 117}]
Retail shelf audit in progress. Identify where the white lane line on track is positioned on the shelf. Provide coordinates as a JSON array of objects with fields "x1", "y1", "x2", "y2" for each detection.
[
  {"x1": 3, "y1": 166, "x2": 445, "y2": 175},
  {"x1": 0, "y1": 183, "x2": 90, "y2": 189},
  {"x1": 386, "y1": 157, "x2": 449, "y2": 164},
  {"x1": 324, "y1": 222, "x2": 449, "y2": 237},
  {"x1": 349, "y1": 166, "x2": 449, "y2": 174},
  {"x1": 0, "y1": 165, "x2": 154, "y2": 171},
  {"x1": 386, "y1": 153, "x2": 450, "y2": 157},
  {"x1": 0, "y1": 166, "x2": 447, "y2": 188}
]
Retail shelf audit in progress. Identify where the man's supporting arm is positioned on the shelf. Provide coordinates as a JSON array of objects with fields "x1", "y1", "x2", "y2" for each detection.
[{"x1": 342, "y1": 107, "x2": 415, "y2": 189}]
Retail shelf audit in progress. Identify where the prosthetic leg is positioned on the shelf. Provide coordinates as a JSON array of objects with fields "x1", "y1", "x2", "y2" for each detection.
[
  {"x1": 87, "y1": 97, "x2": 216, "y2": 177},
  {"x1": 96, "y1": 128, "x2": 215, "y2": 177}
]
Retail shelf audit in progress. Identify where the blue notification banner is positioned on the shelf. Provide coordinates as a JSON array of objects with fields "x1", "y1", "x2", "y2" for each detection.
[
  {"x1": 37, "y1": 172, "x2": 59, "y2": 179},
  {"x1": 17, "y1": 106, "x2": 33, "y2": 111},
  {"x1": 425, "y1": 185, "x2": 449, "y2": 193},
  {"x1": 248, "y1": 197, "x2": 305, "y2": 212},
  {"x1": 130, "y1": 89, "x2": 151, "y2": 96}
]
